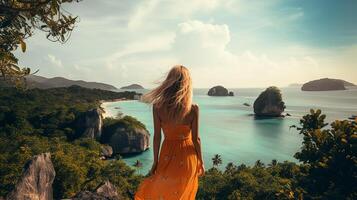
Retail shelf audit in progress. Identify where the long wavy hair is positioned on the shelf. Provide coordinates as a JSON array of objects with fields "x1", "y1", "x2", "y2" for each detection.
[{"x1": 141, "y1": 65, "x2": 193, "y2": 121}]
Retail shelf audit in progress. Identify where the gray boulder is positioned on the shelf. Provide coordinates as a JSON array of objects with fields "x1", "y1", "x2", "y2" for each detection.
[
  {"x1": 253, "y1": 86, "x2": 285, "y2": 117},
  {"x1": 108, "y1": 127, "x2": 150, "y2": 154},
  {"x1": 100, "y1": 145, "x2": 113, "y2": 158},
  {"x1": 7, "y1": 153, "x2": 55, "y2": 200},
  {"x1": 208, "y1": 85, "x2": 233, "y2": 96},
  {"x1": 72, "y1": 181, "x2": 121, "y2": 200}
]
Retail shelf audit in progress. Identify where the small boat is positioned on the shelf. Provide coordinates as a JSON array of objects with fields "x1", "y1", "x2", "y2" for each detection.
[
  {"x1": 114, "y1": 107, "x2": 120, "y2": 109},
  {"x1": 243, "y1": 103, "x2": 251, "y2": 107}
]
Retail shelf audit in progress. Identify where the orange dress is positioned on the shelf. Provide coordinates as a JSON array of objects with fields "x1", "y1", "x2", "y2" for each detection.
[{"x1": 134, "y1": 123, "x2": 200, "y2": 200}]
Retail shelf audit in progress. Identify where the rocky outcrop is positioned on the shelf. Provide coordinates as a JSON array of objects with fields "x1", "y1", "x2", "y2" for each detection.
[
  {"x1": 253, "y1": 86, "x2": 285, "y2": 117},
  {"x1": 72, "y1": 181, "x2": 121, "y2": 200},
  {"x1": 120, "y1": 84, "x2": 144, "y2": 90},
  {"x1": 207, "y1": 86, "x2": 234, "y2": 96},
  {"x1": 100, "y1": 145, "x2": 113, "y2": 158},
  {"x1": 108, "y1": 127, "x2": 149, "y2": 154},
  {"x1": 101, "y1": 117, "x2": 150, "y2": 154},
  {"x1": 7, "y1": 153, "x2": 55, "y2": 200},
  {"x1": 301, "y1": 78, "x2": 348, "y2": 91},
  {"x1": 77, "y1": 108, "x2": 103, "y2": 139}
]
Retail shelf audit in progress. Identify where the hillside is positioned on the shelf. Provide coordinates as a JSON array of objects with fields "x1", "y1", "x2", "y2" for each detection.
[
  {"x1": 120, "y1": 84, "x2": 144, "y2": 90},
  {"x1": 25, "y1": 75, "x2": 118, "y2": 91}
]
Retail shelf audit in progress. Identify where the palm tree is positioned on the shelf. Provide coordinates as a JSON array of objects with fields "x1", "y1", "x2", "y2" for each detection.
[
  {"x1": 224, "y1": 162, "x2": 236, "y2": 175},
  {"x1": 254, "y1": 160, "x2": 265, "y2": 168},
  {"x1": 269, "y1": 159, "x2": 278, "y2": 167},
  {"x1": 212, "y1": 154, "x2": 222, "y2": 168},
  {"x1": 133, "y1": 160, "x2": 143, "y2": 173}
]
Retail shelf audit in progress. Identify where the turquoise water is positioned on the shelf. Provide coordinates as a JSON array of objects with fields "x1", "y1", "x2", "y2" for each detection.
[{"x1": 103, "y1": 87, "x2": 357, "y2": 174}]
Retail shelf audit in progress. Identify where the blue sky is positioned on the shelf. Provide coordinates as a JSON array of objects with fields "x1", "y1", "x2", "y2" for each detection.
[{"x1": 16, "y1": 0, "x2": 357, "y2": 88}]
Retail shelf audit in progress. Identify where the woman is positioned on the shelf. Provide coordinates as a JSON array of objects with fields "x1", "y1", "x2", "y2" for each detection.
[{"x1": 135, "y1": 65, "x2": 205, "y2": 200}]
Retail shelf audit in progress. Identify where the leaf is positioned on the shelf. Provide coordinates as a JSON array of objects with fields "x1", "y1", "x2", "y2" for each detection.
[{"x1": 20, "y1": 39, "x2": 26, "y2": 52}]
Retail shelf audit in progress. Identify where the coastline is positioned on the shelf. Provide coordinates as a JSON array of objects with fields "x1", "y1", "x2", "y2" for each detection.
[{"x1": 99, "y1": 98, "x2": 134, "y2": 118}]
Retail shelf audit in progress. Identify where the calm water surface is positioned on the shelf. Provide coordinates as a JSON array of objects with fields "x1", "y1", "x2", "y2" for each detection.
[{"x1": 103, "y1": 87, "x2": 357, "y2": 174}]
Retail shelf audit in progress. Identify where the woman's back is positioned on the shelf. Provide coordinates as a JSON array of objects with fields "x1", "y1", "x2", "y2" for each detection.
[{"x1": 134, "y1": 65, "x2": 204, "y2": 200}]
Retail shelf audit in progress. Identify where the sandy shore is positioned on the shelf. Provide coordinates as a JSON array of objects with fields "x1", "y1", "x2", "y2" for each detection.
[{"x1": 100, "y1": 99, "x2": 133, "y2": 118}]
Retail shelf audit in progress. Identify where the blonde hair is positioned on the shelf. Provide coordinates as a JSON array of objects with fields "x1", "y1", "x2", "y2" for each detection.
[{"x1": 141, "y1": 65, "x2": 193, "y2": 121}]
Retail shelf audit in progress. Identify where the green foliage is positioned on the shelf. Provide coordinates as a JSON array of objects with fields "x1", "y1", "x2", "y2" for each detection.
[
  {"x1": 0, "y1": 86, "x2": 142, "y2": 198},
  {"x1": 197, "y1": 161, "x2": 303, "y2": 200},
  {"x1": 294, "y1": 109, "x2": 357, "y2": 199},
  {"x1": 0, "y1": 0, "x2": 82, "y2": 85},
  {"x1": 0, "y1": 135, "x2": 142, "y2": 198}
]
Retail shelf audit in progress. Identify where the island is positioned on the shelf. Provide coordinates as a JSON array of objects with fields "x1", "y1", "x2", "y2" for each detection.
[
  {"x1": 253, "y1": 86, "x2": 286, "y2": 117},
  {"x1": 207, "y1": 85, "x2": 234, "y2": 96},
  {"x1": 120, "y1": 84, "x2": 144, "y2": 90},
  {"x1": 301, "y1": 78, "x2": 355, "y2": 91}
]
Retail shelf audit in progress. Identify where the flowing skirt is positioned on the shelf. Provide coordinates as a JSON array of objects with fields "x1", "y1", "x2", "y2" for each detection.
[{"x1": 134, "y1": 138, "x2": 199, "y2": 200}]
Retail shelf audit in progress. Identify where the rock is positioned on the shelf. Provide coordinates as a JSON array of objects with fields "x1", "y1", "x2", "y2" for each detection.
[
  {"x1": 253, "y1": 86, "x2": 286, "y2": 117},
  {"x1": 77, "y1": 108, "x2": 103, "y2": 139},
  {"x1": 72, "y1": 181, "x2": 121, "y2": 200},
  {"x1": 100, "y1": 145, "x2": 113, "y2": 158},
  {"x1": 207, "y1": 86, "x2": 233, "y2": 96},
  {"x1": 301, "y1": 78, "x2": 348, "y2": 91},
  {"x1": 108, "y1": 127, "x2": 149, "y2": 154},
  {"x1": 7, "y1": 153, "x2": 55, "y2": 200},
  {"x1": 120, "y1": 84, "x2": 144, "y2": 90},
  {"x1": 96, "y1": 181, "x2": 119, "y2": 199},
  {"x1": 101, "y1": 117, "x2": 150, "y2": 154}
]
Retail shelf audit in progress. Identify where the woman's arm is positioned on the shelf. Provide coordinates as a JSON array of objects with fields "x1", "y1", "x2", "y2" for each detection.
[
  {"x1": 150, "y1": 105, "x2": 162, "y2": 174},
  {"x1": 191, "y1": 105, "x2": 204, "y2": 175}
]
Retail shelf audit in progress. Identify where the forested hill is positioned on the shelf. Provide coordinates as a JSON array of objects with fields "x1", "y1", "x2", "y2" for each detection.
[
  {"x1": 25, "y1": 75, "x2": 118, "y2": 91},
  {"x1": 0, "y1": 85, "x2": 137, "y2": 109}
]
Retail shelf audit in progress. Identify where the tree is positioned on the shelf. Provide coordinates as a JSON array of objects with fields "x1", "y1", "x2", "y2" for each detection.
[
  {"x1": 0, "y1": 0, "x2": 81, "y2": 86},
  {"x1": 293, "y1": 109, "x2": 357, "y2": 199},
  {"x1": 212, "y1": 154, "x2": 222, "y2": 168}
]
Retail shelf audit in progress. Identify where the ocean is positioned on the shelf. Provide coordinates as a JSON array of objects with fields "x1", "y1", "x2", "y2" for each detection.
[{"x1": 102, "y1": 87, "x2": 357, "y2": 174}]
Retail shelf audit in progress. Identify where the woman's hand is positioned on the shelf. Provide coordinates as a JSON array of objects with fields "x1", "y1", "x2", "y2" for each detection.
[
  {"x1": 197, "y1": 160, "x2": 205, "y2": 177},
  {"x1": 148, "y1": 161, "x2": 158, "y2": 176}
]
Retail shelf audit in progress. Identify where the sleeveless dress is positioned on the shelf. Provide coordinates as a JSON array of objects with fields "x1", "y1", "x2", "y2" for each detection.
[{"x1": 134, "y1": 122, "x2": 200, "y2": 200}]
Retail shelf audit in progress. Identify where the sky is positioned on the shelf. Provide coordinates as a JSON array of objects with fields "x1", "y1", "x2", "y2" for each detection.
[{"x1": 15, "y1": 0, "x2": 357, "y2": 88}]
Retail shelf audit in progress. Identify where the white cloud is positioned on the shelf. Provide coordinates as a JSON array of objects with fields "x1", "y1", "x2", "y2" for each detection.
[
  {"x1": 47, "y1": 54, "x2": 63, "y2": 68},
  {"x1": 14, "y1": 0, "x2": 357, "y2": 88}
]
